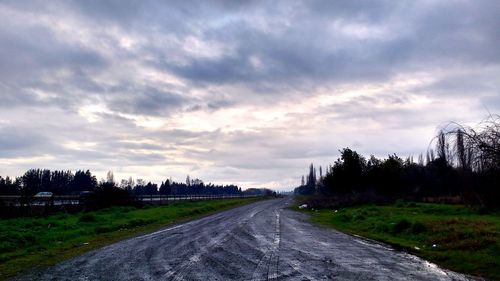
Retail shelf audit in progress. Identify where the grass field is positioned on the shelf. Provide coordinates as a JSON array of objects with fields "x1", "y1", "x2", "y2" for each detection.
[
  {"x1": 0, "y1": 197, "x2": 265, "y2": 280},
  {"x1": 301, "y1": 202, "x2": 500, "y2": 280}
]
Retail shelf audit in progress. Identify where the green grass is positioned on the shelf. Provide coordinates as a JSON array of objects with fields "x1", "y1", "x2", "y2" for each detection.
[
  {"x1": 300, "y1": 202, "x2": 500, "y2": 280},
  {"x1": 0, "y1": 197, "x2": 265, "y2": 280}
]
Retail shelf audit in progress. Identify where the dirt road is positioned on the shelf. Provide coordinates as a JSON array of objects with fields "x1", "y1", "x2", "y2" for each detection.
[{"x1": 14, "y1": 197, "x2": 475, "y2": 280}]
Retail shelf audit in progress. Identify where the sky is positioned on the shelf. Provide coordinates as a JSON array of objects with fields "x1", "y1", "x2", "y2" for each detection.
[{"x1": 0, "y1": 1, "x2": 499, "y2": 190}]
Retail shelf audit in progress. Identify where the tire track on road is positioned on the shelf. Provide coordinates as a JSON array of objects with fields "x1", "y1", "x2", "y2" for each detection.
[
  {"x1": 251, "y1": 209, "x2": 281, "y2": 281},
  {"x1": 164, "y1": 205, "x2": 271, "y2": 280}
]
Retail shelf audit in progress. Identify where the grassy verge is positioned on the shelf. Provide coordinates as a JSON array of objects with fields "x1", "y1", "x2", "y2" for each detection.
[
  {"x1": 0, "y1": 197, "x2": 266, "y2": 280},
  {"x1": 299, "y1": 202, "x2": 500, "y2": 280}
]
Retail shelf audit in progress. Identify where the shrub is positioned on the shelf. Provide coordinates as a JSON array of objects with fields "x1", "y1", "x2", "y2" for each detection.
[
  {"x1": 393, "y1": 219, "x2": 411, "y2": 233},
  {"x1": 94, "y1": 183, "x2": 132, "y2": 208}
]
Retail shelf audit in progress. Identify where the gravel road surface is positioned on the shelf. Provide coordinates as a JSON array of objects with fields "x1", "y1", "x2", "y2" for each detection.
[{"x1": 14, "y1": 197, "x2": 476, "y2": 280}]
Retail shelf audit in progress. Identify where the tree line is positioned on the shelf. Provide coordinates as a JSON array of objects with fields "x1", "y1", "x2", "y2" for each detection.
[
  {"x1": 0, "y1": 170, "x2": 246, "y2": 197},
  {"x1": 295, "y1": 115, "x2": 500, "y2": 209}
]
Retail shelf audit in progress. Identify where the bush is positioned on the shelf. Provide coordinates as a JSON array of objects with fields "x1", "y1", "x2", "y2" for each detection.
[
  {"x1": 94, "y1": 183, "x2": 132, "y2": 208},
  {"x1": 393, "y1": 219, "x2": 411, "y2": 233}
]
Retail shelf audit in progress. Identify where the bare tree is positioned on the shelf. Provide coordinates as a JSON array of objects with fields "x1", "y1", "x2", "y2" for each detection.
[{"x1": 437, "y1": 114, "x2": 500, "y2": 172}]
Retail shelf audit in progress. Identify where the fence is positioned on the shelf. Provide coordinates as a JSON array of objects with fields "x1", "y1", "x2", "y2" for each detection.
[
  {"x1": 0, "y1": 194, "x2": 262, "y2": 208},
  {"x1": 135, "y1": 194, "x2": 260, "y2": 205}
]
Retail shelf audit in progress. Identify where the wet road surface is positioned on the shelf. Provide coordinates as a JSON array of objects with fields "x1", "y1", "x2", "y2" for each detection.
[{"x1": 14, "y1": 197, "x2": 476, "y2": 280}]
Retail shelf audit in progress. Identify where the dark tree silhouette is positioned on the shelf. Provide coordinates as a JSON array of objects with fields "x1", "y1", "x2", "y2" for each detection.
[{"x1": 295, "y1": 115, "x2": 500, "y2": 209}]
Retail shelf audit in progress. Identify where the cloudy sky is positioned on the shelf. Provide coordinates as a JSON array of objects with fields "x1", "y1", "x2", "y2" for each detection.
[{"x1": 0, "y1": 1, "x2": 499, "y2": 190}]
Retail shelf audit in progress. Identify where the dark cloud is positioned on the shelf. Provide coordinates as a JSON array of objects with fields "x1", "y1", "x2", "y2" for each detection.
[
  {"x1": 110, "y1": 88, "x2": 186, "y2": 116},
  {"x1": 207, "y1": 99, "x2": 234, "y2": 110},
  {"x1": 0, "y1": 25, "x2": 106, "y2": 79},
  {"x1": 161, "y1": 21, "x2": 400, "y2": 86},
  {"x1": 306, "y1": 0, "x2": 398, "y2": 22},
  {"x1": 412, "y1": 70, "x2": 500, "y2": 98},
  {"x1": 0, "y1": 126, "x2": 49, "y2": 157},
  {"x1": 148, "y1": 1, "x2": 498, "y2": 90}
]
